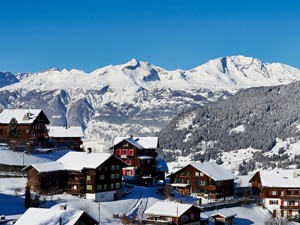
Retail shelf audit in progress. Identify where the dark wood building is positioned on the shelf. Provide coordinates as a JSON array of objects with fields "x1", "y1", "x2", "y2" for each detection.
[
  {"x1": 45, "y1": 126, "x2": 84, "y2": 149},
  {"x1": 143, "y1": 201, "x2": 204, "y2": 225},
  {"x1": 210, "y1": 211, "x2": 237, "y2": 225},
  {"x1": 25, "y1": 152, "x2": 127, "y2": 202},
  {"x1": 168, "y1": 162, "x2": 237, "y2": 200},
  {"x1": 112, "y1": 136, "x2": 167, "y2": 186},
  {"x1": 0, "y1": 109, "x2": 50, "y2": 148},
  {"x1": 250, "y1": 170, "x2": 300, "y2": 218}
]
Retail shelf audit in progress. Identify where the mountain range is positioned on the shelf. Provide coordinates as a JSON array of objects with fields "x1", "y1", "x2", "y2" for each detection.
[{"x1": 1, "y1": 55, "x2": 300, "y2": 151}]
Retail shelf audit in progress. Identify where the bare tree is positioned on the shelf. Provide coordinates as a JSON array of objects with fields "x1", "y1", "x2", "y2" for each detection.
[{"x1": 264, "y1": 215, "x2": 290, "y2": 225}]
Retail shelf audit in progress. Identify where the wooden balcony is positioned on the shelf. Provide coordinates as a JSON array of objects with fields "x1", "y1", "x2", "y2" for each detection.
[
  {"x1": 280, "y1": 205, "x2": 300, "y2": 210},
  {"x1": 280, "y1": 195, "x2": 300, "y2": 200}
]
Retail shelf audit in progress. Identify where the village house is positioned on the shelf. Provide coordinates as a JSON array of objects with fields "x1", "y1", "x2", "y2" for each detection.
[
  {"x1": 168, "y1": 162, "x2": 237, "y2": 200},
  {"x1": 14, "y1": 207, "x2": 98, "y2": 225},
  {"x1": 210, "y1": 210, "x2": 237, "y2": 225},
  {"x1": 111, "y1": 136, "x2": 168, "y2": 186},
  {"x1": 25, "y1": 152, "x2": 127, "y2": 201},
  {"x1": 0, "y1": 109, "x2": 50, "y2": 148},
  {"x1": 46, "y1": 126, "x2": 84, "y2": 149},
  {"x1": 142, "y1": 201, "x2": 204, "y2": 225},
  {"x1": 250, "y1": 169, "x2": 300, "y2": 218}
]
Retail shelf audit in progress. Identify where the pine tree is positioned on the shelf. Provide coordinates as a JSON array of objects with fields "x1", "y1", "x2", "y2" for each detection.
[{"x1": 24, "y1": 185, "x2": 31, "y2": 209}]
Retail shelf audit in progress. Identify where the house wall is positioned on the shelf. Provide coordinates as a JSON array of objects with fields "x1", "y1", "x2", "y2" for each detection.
[{"x1": 86, "y1": 190, "x2": 116, "y2": 202}]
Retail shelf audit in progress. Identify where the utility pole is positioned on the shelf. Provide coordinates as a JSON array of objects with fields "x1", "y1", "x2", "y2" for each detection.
[{"x1": 98, "y1": 201, "x2": 101, "y2": 224}]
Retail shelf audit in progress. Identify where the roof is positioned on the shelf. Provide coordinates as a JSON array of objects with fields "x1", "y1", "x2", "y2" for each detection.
[
  {"x1": 113, "y1": 136, "x2": 158, "y2": 149},
  {"x1": 57, "y1": 152, "x2": 113, "y2": 171},
  {"x1": 210, "y1": 209, "x2": 237, "y2": 219},
  {"x1": 236, "y1": 175, "x2": 253, "y2": 188},
  {"x1": 190, "y1": 162, "x2": 237, "y2": 181},
  {"x1": 14, "y1": 208, "x2": 97, "y2": 225},
  {"x1": 26, "y1": 161, "x2": 65, "y2": 173},
  {"x1": 0, "y1": 109, "x2": 48, "y2": 124},
  {"x1": 156, "y1": 159, "x2": 169, "y2": 172},
  {"x1": 145, "y1": 201, "x2": 202, "y2": 217},
  {"x1": 47, "y1": 126, "x2": 84, "y2": 138},
  {"x1": 26, "y1": 152, "x2": 126, "y2": 173},
  {"x1": 252, "y1": 169, "x2": 300, "y2": 188}
]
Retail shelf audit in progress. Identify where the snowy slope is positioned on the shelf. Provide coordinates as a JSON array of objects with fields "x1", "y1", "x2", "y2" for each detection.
[{"x1": 1, "y1": 56, "x2": 300, "y2": 149}]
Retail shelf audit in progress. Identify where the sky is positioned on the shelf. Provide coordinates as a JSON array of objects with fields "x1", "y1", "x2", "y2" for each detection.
[{"x1": 0, "y1": 0, "x2": 300, "y2": 74}]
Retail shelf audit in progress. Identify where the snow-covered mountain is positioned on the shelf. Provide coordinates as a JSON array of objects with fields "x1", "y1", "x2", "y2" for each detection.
[{"x1": 1, "y1": 55, "x2": 300, "y2": 149}]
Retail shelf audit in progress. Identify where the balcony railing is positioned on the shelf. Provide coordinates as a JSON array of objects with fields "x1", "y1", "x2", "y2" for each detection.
[{"x1": 280, "y1": 205, "x2": 300, "y2": 210}]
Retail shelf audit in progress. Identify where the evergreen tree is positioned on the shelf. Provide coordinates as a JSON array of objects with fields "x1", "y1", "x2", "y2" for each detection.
[{"x1": 24, "y1": 185, "x2": 31, "y2": 209}]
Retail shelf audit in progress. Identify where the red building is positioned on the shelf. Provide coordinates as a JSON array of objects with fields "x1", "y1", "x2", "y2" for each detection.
[{"x1": 112, "y1": 136, "x2": 167, "y2": 186}]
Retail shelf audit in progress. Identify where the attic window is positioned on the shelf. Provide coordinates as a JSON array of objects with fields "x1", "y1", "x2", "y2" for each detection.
[
  {"x1": 284, "y1": 177, "x2": 288, "y2": 179},
  {"x1": 122, "y1": 143, "x2": 128, "y2": 147}
]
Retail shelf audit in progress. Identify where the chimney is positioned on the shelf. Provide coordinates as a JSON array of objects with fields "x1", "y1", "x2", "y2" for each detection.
[
  {"x1": 130, "y1": 135, "x2": 133, "y2": 139},
  {"x1": 60, "y1": 204, "x2": 67, "y2": 210}
]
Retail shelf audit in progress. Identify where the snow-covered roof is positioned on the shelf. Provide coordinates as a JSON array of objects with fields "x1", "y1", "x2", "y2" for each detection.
[
  {"x1": 14, "y1": 208, "x2": 92, "y2": 225},
  {"x1": 113, "y1": 136, "x2": 158, "y2": 149},
  {"x1": 191, "y1": 162, "x2": 237, "y2": 181},
  {"x1": 156, "y1": 159, "x2": 169, "y2": 172},
  {"x1": 138, "y1": 156, "x2": 153, "y2": 160},
  {"x1": 57, "y1": 152, "x2": 113, "y2": 171},
  {"x1": 255, "y1": 169, "x2": 300, "y2": 188},
  {"x1": 0, "y1": 109, "x2": 46, "y2": 124},
  {"x1": 210, "y1": 209, "x2": 237, "y2": 218},
  {"x1": 47, "y1": 126, "x2": 84, "y2": 138},
  {"x1": 236, "y1": 175, "x2": 253, "y2": 188},
  {"x1": 27, "y1": 161, "x2": 65, "y2": 173},
  {"x1": 145, "y1": 201, "x2": 201, "y2": 217}
]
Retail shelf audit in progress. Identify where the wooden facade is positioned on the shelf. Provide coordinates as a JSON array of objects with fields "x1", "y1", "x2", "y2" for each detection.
[
  {"x1": 250, "y1": 171, "x2": 300, "y2": 218},
  {"x1": 112, "y1": 138, "x2": 159, "y2": 186},
  {"x1": 0, "y1": 110, "x2": 50, "y2": 148},
  {"x1": 169, "y1": 164, "x2": 235, "y2": 200},
  {"x1": 26, "y1": 154, "x2": 126, "y2": 201}
]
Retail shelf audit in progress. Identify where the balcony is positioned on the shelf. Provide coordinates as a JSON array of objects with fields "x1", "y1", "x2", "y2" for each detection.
[
  {"x1": 280, "y1": 195, "x2": 300, "y2": 200},
  {"x1": 280, "y1": 205, "x2": 300, "y2": 210},
  {"x1": 141, "y1": 219, "x2": 175, "y2": 225}
]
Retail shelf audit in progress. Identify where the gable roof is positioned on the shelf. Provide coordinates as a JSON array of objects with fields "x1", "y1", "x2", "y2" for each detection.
[
  {"x1": 113, "y1": 136, "x2": 158, "y2": 149},
  {"x1": 47, "y1": 126, "x2": 84, "y2": 138},
  {"x1": 144, "y1": 201, "x2": 203, "y2": 217},
  {"x1": 190, "y1": 162, "x2": 237, "y2": 181},
  {"x1": 210, "y1": 209, "x2": 237, "y2": 219},
  {"x1": 14, "y1": 208, "x2": 98, "y2": 225},
  {"x1": 25, "y1": 152, "x2": 127, "y2": 173},
  {"x1": 0, "y1": 109, "x2": 50, "y2": 124},
  {"x1": 251, "y1": 170, "x2": 300, "y2": 188}
]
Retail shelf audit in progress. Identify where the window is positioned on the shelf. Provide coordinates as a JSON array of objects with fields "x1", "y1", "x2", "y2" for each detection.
[
  {"x1": 110, "y1": 183, "x2": 114, "y2": 189},
  {"x1": 187, "y1": 171, "x2": 191, "y2": 176},
  {"x1": 187, "y1": 179, "x2": 191, "y2": 184},
  {"x1": 281, "y1": 191, "x2": 284, "y2": 196},
  {"x1": 181, "y1": 171, "x2": 185, "y2": 176},
  {"x1": 111, "y1": 165, "x2": 116, "y2": 171},
  {"x1": 166, "y1": 217, "x2": 172, "y2": 222},
  {"x1": 129, "y1": 149, "x2": 134, "y2": 155},
  {"x1": 116, "y1": 174, "x2": 120, "y2": 179},
  {"x1": 288, "y1": 201, "x2": 293, "y2": 206},
  {"x1": 103, "y1": 184, "x2": 107, "y2": 190},
  {"x1": 116, "y1": 165, "x2": 120, "y2": 170},
  {"x1": 200, "y1": 172, "x2": 204, "y2": 177},
  {"x1": 195, "y1": 172, "x2": 200, "y2": 176},
  {"x1": 86, "y1": 185, "x2": 93, "y2": 191},
  {"x1": 100, "y1": 175, "x2": 105, "y2": 180},
  {"x1": 196, "y1": 188, "x2": 201, "y2": 193},
  {"x1": 177, "y1": 178, "x2": 182, "y2": 183},
  {"x1": 97, "y1": 185, "x2": 102, "y2": 191},
  {"x1": 269, "y1": 200, "x2": 278, "y2": 205},
  {"x1": 111, "y1": 174, "x2": 116, "y2": 179},
  {"x1": 115, "y1": 183, "x2": 121, "y2": 189},
  {"x1": 272, "y1": 191, "x2": 277, "y2": 196},
  {"x1": 86, "y1": 175, "x2": 91, "y2": 181},
  {"x1": 197, "y1": 180, "x2": 201, "y2": 185}
]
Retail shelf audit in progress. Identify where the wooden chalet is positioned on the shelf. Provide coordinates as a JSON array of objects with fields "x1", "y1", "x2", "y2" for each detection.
[
  {"x1": 250, "y1": 169, "x2": 300, "y2": 218},
  {"x1": 112, "y1": 136, "x2": 167, "y2": 186},
  {"x1": 143, "y1": 201, "x2": 204, "y2": 225},
  {"x1": 25, "y1": 152, "x2": 127, "y2": 202},
  {"x1": 210, "y1": 210, "x2": 237, "y2": 225},
  {"x1": 46, "y1": 126, "x2": 84, "y2": 149},
  {"x1": 168, "y1": 162, "x2": 237, "y2": 200},
  {"x1": 0, "y1": 109, "x2": 50, "y2": 148},
  {"x1": 14, "y1": 207, "x2": 98, "y2": 225}
]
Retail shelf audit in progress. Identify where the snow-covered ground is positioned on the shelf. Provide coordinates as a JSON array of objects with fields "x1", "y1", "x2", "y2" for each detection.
[{"x1": 0, "y1": 177, "x2": 279, "y2": 225}]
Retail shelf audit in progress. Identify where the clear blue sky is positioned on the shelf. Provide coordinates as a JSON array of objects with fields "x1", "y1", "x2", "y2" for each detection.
[{"x1": 1, "y1": 0, "x2": 300, "y2": 73}]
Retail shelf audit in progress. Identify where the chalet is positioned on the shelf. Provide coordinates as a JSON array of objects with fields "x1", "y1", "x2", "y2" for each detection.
[
  {"x1": 25, "y1": 152, "x2": 127, "y2": 201},
  {"x1": 112, "y1": 136, "x2": 168, "y2": 186},
  {"x1": 210, "y1": 210, "x2": 237, "y2": 225},
  {"x1": 0, "y1": 109, "x2": 50, "y2": 148},
  {"x1": 235, "y1": 175, "x2": 253, "y2": 197},
  {"x1": 46, "y1": 126, "x2": 84, "y2": 149},
  {"x1": 168, "y1": 162, "x2": 237, "y2": 200},
  {"x1": 14, "y1": 207, "x2": 98, "y2": 225},
  {"x1": 142, "y1": 201, "x2": 204, "y2": 225},
  {"x1": 250, "y1": 169, "x2": 300, "y2": 218}
]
